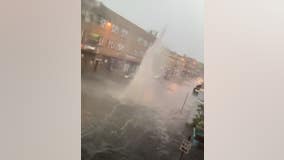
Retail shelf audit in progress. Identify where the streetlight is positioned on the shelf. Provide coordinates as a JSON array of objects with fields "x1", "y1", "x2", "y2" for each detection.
[{"x1": 106, "y1": 22, "x2": 112, "y2": 27}]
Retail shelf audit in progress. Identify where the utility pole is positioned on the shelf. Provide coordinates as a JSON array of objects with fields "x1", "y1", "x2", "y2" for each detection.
[{"x1": 180, "y1": 89, "x2": 191, "y2": 112}]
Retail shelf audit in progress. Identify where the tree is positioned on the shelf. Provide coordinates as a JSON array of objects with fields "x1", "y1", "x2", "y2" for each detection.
[{"x1": 192, "y1": 104, "x2": 204, "y2": 130}]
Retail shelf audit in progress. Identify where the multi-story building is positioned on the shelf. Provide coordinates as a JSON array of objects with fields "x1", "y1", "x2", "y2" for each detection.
[
  {"x1": 81, "y1": 0, "x2": 156, "y2": 74},
  {"x1": 159, "y1": 48, "x2": 204, "y2": 81}
]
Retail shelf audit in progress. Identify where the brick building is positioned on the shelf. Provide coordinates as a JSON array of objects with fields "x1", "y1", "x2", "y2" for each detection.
[
  {"x1": 81, "y1": 0, "x2": 156, "y2": 75},
  {"x1": 159, "y1": 48, "x2": 204, "y2": 81}
]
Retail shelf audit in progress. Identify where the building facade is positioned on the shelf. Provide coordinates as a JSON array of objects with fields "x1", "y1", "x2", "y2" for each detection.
[
  {"x1": 81, "y1": 0, "x2": 203, "y2": 82},
  {"x1": 158, "y1": 48, "x2": 204, "y2": 81},
  {"x1": 81, "y1": 0, "x2": 156, "y2": 75}
]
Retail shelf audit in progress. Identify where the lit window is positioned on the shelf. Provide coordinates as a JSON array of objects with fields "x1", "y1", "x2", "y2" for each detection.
[
  {"x1": 98, "y1": 37, "x2": 104, "y2": 46},
  {"x1": 107, "y1": 40, "x2": 115, "y2": 49},
  {"x1": 100, "y1": 18, "x2": 107, "y2": 28},
  {"x1": 111, "y1": 24, "x2": 120, "y2": 33},
  {"x1": 117, "y1": 43, "x2": 125, "y2": 51},
  {"x1": 121, "y1": 28, "x2": 128, "y2": 37}
]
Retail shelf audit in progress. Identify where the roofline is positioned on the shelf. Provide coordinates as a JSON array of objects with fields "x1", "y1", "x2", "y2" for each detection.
[{"x1": 100, "y1": 3, "x2": 156, "y2": 40}]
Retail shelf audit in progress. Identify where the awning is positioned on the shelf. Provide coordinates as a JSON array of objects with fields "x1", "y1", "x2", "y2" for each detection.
[
  {"x1": 124, "y1": 54, "x2": 141, "y2": 63},
  {"x1": 87, "y1": 33, "x2": 100, "y2": 42}
]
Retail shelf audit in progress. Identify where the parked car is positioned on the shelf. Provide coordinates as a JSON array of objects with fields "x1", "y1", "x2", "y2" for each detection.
[
  {"x1": 193, "y1": 127, "x2": 204, "y2": 145},
  {"x1": 193, "y1": 83, "x2": 204, "y2": 96}
]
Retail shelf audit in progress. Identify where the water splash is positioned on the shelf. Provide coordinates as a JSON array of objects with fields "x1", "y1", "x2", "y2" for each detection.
[
  {"x1": 120, "y1": 119, "x2": 133, "y2": 131},
  {"x1": 121, "y1": 29, "x2": 168, "y2": 105},
  {"x1": 104, "y1": 104, "x2": 119, "y2": 121}
]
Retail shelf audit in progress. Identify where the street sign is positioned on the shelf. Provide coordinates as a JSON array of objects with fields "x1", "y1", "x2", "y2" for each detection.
[{"x1": 179, "y1": 139, "x2": 192, "y2": 154}]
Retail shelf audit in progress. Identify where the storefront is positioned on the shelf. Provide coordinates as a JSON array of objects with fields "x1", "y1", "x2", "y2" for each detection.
[
  {"x1": 81, "y1": 50, "x2": 96, "y2": 73},
  {"x1": 98, "y1": 54, "x2": 140, "y2": 75}
]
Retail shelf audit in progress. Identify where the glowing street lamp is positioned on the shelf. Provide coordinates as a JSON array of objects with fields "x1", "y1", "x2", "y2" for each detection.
[{"x1": 106, "y1": 22, "x2": 112, "y2": 27}]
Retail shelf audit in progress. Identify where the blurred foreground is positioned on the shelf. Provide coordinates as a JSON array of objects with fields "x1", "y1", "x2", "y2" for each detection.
[{"x1": 82, "y1": 72, "x2": 203, "y2": 160}]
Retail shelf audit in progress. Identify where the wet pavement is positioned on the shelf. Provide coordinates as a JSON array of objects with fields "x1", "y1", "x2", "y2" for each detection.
[{"x1": 82, "y1": 72, "x2": 203, "y2": 160}]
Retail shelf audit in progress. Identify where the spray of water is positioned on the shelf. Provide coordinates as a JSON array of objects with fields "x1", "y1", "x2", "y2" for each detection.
[{"x1": 121, "y1": 29, "x2": 168, "y2": 105}]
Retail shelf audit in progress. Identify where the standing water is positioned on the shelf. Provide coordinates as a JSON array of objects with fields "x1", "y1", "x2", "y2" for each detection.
[{"x1": 82, "y1": 29, "x2": 203, "y2": 160}]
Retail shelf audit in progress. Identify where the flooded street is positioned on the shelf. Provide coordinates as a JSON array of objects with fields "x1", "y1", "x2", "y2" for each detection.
[
  {"x1": 82, "y1": 73, "x2": 203, "y2": 160},
  {"x1": 81, "y1": 0, "x2": 204, "y2": 159}
]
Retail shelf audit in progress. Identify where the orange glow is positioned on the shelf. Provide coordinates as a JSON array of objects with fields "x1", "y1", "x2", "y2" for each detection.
[
  {"x1": 167, "y1": 83, "x2": 178, "y2": 93},
  {"x1": 196, "y1": 78, "x2": 204, "y2": 85},
  {"x1": 106, "y1": 22, "x2": 112, "y2": 27}
]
